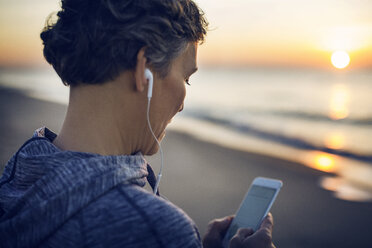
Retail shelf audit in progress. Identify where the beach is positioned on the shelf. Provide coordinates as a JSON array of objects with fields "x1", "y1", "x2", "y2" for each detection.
[{"x1": 1, "y1": 87, "x2": 372, "y2": 248}]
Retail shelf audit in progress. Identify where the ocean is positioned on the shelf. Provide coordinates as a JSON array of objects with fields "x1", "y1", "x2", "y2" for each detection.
[{"x1": 1, "y1": 66, "x2": 372, "y2": 202}]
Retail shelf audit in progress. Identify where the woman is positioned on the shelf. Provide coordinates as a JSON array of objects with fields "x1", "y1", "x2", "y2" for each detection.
[{"x1": 0, "y1": 0, "x2": 275, "y2": 247}]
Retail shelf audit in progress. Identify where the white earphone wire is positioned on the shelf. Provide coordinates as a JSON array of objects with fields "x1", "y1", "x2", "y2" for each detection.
[{"x1": 146, "y1": 97, "x2": 163, "y2": 195}]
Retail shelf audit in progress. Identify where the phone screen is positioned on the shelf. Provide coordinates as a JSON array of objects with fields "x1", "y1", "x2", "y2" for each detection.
[{"x1": 226, "y1": 185, "x2": 277, "y2": 241}]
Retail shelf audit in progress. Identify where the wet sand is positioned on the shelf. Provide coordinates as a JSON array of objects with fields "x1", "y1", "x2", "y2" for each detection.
[{"x1": 1, "y1": 86, "x2": 372, "y2": 248}]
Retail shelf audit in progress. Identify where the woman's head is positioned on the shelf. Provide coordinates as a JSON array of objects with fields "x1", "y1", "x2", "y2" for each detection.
[
  {"x1": 44, "y1": 0, "x2": 208, "y2": 156},
  {"x1": 40, "y1": 0, "x2": 208, "y2": 86}
]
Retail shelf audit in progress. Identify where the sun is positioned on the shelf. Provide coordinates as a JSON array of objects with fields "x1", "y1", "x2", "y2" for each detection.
[{"x1": 331, "y1": 51, "x2": 350, "y2": 69}]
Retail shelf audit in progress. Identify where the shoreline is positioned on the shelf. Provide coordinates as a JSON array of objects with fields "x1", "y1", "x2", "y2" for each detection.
[{"x1": 1, "y1": 86, "x2": 372, "y2": 247}]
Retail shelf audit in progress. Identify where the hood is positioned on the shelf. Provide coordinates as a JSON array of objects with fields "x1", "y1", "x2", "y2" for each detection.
[{"x1": 0, "y1": 127, "x2": 150, "y2": 247}]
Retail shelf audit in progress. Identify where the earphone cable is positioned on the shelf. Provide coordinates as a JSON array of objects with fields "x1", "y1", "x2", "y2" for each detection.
[{"x1": 146, "y1": 98, "x2": 163, "y2": 195}]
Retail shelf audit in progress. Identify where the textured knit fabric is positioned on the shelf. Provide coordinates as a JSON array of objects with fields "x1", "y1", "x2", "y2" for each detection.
[{"x1": 0, "y1": 127, "x2": 201, "y2": 248}]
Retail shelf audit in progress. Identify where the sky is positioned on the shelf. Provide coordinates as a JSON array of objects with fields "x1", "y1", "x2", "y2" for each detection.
[{"x1": 0, "y1": 0, "x2": 371, "y2": 69}]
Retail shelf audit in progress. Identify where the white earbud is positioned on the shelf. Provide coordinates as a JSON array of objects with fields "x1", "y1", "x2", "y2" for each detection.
[{"x1": 145, "y1": 68, "x2": 153, "y2": 99}]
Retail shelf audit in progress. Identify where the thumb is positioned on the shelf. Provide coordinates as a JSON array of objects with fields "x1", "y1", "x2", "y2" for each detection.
[
  {"x1": 260, "y1": 213, "x2": 274, "y2": 231},
  {"x1": 208, "y1": 216, "x2": 234, "y2": 235},
  {"x1": 204, "y1": 215, "x2": 234, "y2": 240},
  {"x1": 203, "y1": 216, "x2": 234, "y2": 248}
]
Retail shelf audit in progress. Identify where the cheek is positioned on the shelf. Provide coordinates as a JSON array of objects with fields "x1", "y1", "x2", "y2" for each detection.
[
  {"x1": 173, "y1": 81, "x2": 186, "y2": 111},
  {"x1": 164, "y1": 76, "x2": 186, "y2": 111},
  {"x1": 178, "y1": 83, "x2": 186, "y2": 105},
  {"x1": 157, "y1": 75, "x2": 186, "y2": 119}
]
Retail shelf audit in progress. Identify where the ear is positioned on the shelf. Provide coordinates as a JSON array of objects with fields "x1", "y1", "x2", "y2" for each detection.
[{"x1": 134, "y1": 48, "x2": 147, "y2": 93}]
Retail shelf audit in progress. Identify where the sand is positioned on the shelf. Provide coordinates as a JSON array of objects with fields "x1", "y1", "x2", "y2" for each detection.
[{"x1": 1, "y1": 86, "x2": 372, "y2": 248}]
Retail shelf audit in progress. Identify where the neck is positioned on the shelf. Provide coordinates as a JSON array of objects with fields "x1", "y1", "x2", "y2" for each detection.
[{"x1": 53, "y1": 73, "x2": 149, "y2": 155}]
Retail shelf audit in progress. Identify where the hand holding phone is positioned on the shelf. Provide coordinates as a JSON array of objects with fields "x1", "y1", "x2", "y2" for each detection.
[
  {"x1": 223, "y1": 177, "x2": 282, "y2": 248},
  {"x1": 229, "y1": 213, "x2": 274, "y2": 248}
]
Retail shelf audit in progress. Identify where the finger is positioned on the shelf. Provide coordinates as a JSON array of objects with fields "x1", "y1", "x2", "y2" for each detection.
[
  {"x1": 207, "y1": 215, "x2": 234, "y2": 234},
  {"x1": 248, "y1": 225, "x2": 273, "y2": 247},
  {"x1": 229, "y1": 234, "x2": 242, "y2": 248},
  {"x1": 203, "y1": 216, "x2": 235, "y2": 247},
  {"x1": 229, "y1": 228, "x2": 254, "y2": 248},
  {"x1": 236, "y1": 228, "x2": 254, "y2": 239},
  {"x1": 260, "y1": 212, "x2": 274, "y2": 231},
  {"x1": 241, "y1": 214, "x2": 274, "y2": 247},
  {"x1": 205, "y1": 215, "x2": 234, "y2": 242}
]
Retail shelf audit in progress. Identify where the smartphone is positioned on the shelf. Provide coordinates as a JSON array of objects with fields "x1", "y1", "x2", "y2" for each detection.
[{"x1": 223, "y1": 177, "x2": 282, "y2": 247}]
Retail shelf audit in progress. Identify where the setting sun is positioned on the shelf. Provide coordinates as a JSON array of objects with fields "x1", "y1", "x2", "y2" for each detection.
[{"x1": 331, "y1": 51, "x2": 350, "y2": 69}]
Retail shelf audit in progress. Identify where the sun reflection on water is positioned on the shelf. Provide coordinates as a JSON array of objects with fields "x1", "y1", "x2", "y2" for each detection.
[
  {"x1": 315, "y1": 155, "x2": 334, "y2": 172},
  {"x1": 320, "y1": 177, "x2": 372, "y2": 202},
  {"x1": 304, "y1": 152, "x2": 338, "y2": 173},
  {"x1": 329, "y1": 84, "x2": 349, "y2": 120},
  {"x1": 324, "y1": 132, "x2": 345, "y2": 150},
  {"x1": 303, "y1": 151, "x2": 372, "y2": 202}
]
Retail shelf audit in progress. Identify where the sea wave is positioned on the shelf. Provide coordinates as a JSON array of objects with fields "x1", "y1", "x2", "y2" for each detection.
[
  {"x1": 182, "y1": 110, "x2": 372, "y2": 164},
  {"x1": 256, "y1": 109, "x2": 372, "y2": 126}
]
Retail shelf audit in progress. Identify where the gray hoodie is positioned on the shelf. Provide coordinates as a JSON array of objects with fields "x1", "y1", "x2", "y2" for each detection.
[{"x1": 0, "y1": 127, "x2": 201, "y2": 247}]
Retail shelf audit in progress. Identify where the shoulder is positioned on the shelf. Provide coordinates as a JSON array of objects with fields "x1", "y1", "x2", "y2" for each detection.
[
  {"x1": 120, "y1": 185, "x2": 201, "y2": 246},
  {"x1": 71, "y1": 184, "x2": 202, "y2": 248}
]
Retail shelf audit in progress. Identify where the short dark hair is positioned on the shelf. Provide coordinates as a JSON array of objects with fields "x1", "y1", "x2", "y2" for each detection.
[{"x1": 40, "y1": 0, "x2": 208, "y2": 86}]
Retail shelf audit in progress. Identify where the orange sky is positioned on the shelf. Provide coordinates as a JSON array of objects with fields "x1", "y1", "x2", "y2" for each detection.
[{"x1": 0, "y1": 0, "x2": 372, "y2": 69}]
